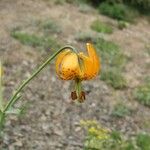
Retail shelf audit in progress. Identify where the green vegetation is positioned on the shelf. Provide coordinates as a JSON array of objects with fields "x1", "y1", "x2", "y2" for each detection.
[
  {"x1": 76, "y1": 0, "x2": 150, "y2": 15},
  {"x1": 11, "y1": 18, "x2": 61, "y2": 51},
  {"x1": 136, "y1": 133, "x2": 150, "y2": 150},
  {"x1": 95, "y1": 38, "x2": 126, "y2": 68},
  {"x1": 65, "y1": 0, "x2": 88, "y2": 5},
  {"x1": 40, "y1": 19, "x2": 61, "y2": 34},
  {"x1": 60, "y1": 0, "x2": 149, "y2": 17},
  {"x1": 118, "y1": 20, "x2": 129, "y2": 30},
  {"x1": 91, "y1": 19, "x2": 113, "y2": 34},
  {"x1": 80, "y1": 120, "x2": 111, "y2": 150},
  {"x1": 145, "y1": 44, "x2": 150, "y2": 55},
  {"x1": 134, "y1": 82, "x2": 150, "y2": 107},
  {"x1": 81, "y1": 120, "x2": 150, "y2": 150},
  {"x1": 99, "y1": 2, "x2": 138, "y2": 22},
  {"x1": 124, "y1": 0, "x2": 150, "y2": 14},
  {"x1": 101, "y1": 69, "x2": 126, "y2": 89},
  {"x1": 79, "y1": 3, "x2": 92, "y2": 13},
  {"x1": 53, "y1": 0, "x2": 66, "y2": 5},
  {"x1": 95, "y1": 38, "x2": 127, "y2": 89},
  {"x1": 64, "y1": 0, "x2": 150, "y2": 18},
  {"x1": 112, "y1": 103, "x2": 131, "y2": 117},
  {"x1": 11, "y1": 31, "x2": 60, "y2": 50},
  {"x1": 11, "y1": 31, "x2": 44, "y2": 47},
  {"x1": 75, "y1": 32, "x2": 98, "y2": 43}
]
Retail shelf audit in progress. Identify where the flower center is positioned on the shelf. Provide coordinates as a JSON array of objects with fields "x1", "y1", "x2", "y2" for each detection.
[{"x1": 71, "y1": 78, "x2": 86, "y2": 103}]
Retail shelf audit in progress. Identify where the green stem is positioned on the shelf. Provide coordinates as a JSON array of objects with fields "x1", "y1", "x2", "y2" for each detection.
[
  {"x1": 3, "y1": 46, "x2": 76, "y2": 113},
  {"x1": 75, "y1": 79, "x2": 82, "y2": 98},
  {"x1": 0, "y1": 61, "x2": 3, "y2": 111},
  {"x1": 0, "y1": 112, "x2": 5, "y2": 131}
]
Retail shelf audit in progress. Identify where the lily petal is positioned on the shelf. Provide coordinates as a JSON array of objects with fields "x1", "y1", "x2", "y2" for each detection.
[
  {"x1": 86, "y1": 43, "x2": 100, "y2": 76},
  {"x1": 55, "y1": 50, "x2": 71, "y2": 78},
  {"x1": 59, "y1": 52, "x2": 80, "y2": 80},
  {"x1": 55, "y1": 43, "x2": 100, "y2": 81},
  {"x1": 78, "y1": 52, "x2": 93, "y2": 80}
]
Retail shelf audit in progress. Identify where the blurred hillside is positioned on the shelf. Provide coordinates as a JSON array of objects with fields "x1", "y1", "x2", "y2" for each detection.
[{"x1": 0, "y1": 0, "x2": 150, "y2": 149}]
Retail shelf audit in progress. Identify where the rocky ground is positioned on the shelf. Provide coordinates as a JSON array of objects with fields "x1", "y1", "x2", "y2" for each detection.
[{"x1": 0, "y1": 0, "x2": 150, "y2": 149}]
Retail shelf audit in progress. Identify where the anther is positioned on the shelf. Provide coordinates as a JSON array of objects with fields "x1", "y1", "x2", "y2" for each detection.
[{"x1": 71, "y1": 91, "x2": 77, "y2": 100}]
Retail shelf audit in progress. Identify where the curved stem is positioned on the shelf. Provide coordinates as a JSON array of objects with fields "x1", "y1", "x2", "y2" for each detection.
[
  {"x1": 0, "y1": 112, "x2": 5, "y2": 131},
  {"x1": 0, "y1": 61, "x2": 3, "y2": 111},
  {"x1": 3, "y1": 46, "x2": 76, "y2": 113}
]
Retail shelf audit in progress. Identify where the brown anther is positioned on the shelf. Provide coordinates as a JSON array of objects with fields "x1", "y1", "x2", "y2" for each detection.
[
  {"x1": 71, "y1": 91, "x2": 77, "y2": 100},
  {"x1": 78, "y1": 91, "x2": 86, "y2": 103}
]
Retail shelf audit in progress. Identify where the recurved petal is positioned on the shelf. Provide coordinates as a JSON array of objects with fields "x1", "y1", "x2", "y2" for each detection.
[
  {"x1": 86, "y1": 43, "x2": 100, "y2": 76},
  {"x1": 55, "y1": 49, "x2": 71, "y2": 75},
  {"x1": 78, "y1": 52, "x2": 94, "y2": 80},
  {"x1": 78, "y1": 43, "x2": 100, "y2": 80},
  {"x1": 86, "y1": 43, "x2": 97, "y2": 61}
]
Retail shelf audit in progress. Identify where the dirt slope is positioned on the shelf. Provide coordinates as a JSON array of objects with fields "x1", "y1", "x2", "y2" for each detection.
[{"x1": 0, "y1": 0, "x2": 150, "y2": 149}]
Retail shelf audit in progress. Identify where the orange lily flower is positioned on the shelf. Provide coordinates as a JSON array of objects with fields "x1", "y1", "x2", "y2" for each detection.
[{"x1": 55, "y1": 43, "x2": 100, "y2": 102}]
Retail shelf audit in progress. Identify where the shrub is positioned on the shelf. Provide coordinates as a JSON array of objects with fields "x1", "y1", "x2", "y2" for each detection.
[
  {"x1": 11, "y1": 31, "x2": 44, "y2": 47},
  {"x1": 134, "y1": 83, "x2": 150, "y2": 107},
  {"x1": 40, "y1": 19, "x2": 61, "y2": 34},
  {"x1": 99, "y1": 2, "x2": 138, "y2": 22},
  {"x1": 95, "y1": 38, "x2": 127, "y2": 69},
  {"x1": 124, "y1": 0, "x2": 150, "y2": 14},
  {"x1": 54, "y1": 0, "x2": 66, "y2": 5},
  {"x1": 81, "y1": 120, "x2": 150, "y2": 150},
  {"x1": 136, "y1": 133, "x2": 150, "y2": 150},
  {"x1": 65, "y1": 0, "x2": 87, "y2": 5},
  {"x1": 112, "y1": 103, "x2": 131, "y2": 117},
  {"x1": 100, "y1": 69, "x2": 126, "y2": 89},
  {"x1": 91, "y1": 19, "x2": 113, "y2": 34},
  {"x1": 77, "y1": 0, "x2": 150, "y2": 14},
  {"x1": 75, "y1": 32, "x2": 98, "y2": 43},
  {"x1": 78, "y1": 3, "x2": 92, "y2": 13},
  {"x1": 11, "y1": 31, "x2": 60, "y2": 50},
  {"x1": 95, "y1": 38, "x2": 127, "y2": 89},
  {"x1": 117, "y1": 20, "x2": 129, "y2": 30}
]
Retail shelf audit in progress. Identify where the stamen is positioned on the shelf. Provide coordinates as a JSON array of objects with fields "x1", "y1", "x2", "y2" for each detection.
[
  {"x1": 71, "y1": 91, "x2": 77, "y2": 100},
  {"x1": 78, "y1": 91, "x2": 86, "y2": 103}
]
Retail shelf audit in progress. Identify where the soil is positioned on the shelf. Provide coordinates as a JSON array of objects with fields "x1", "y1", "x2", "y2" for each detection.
[{"x1": 0, "y1": 0, "x2": 150, "y2": 149}]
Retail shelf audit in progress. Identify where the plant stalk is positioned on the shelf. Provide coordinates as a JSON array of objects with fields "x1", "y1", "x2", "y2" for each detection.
[
  {"x1": 0, "y1": 61, "x2": 3, "y2": 111},
  {"x1": 0, "y1": 112, "x2": 5, "y2": 132},
  {"x1": 3, "y1": 46, "x2": 76, "y2": 113}
]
